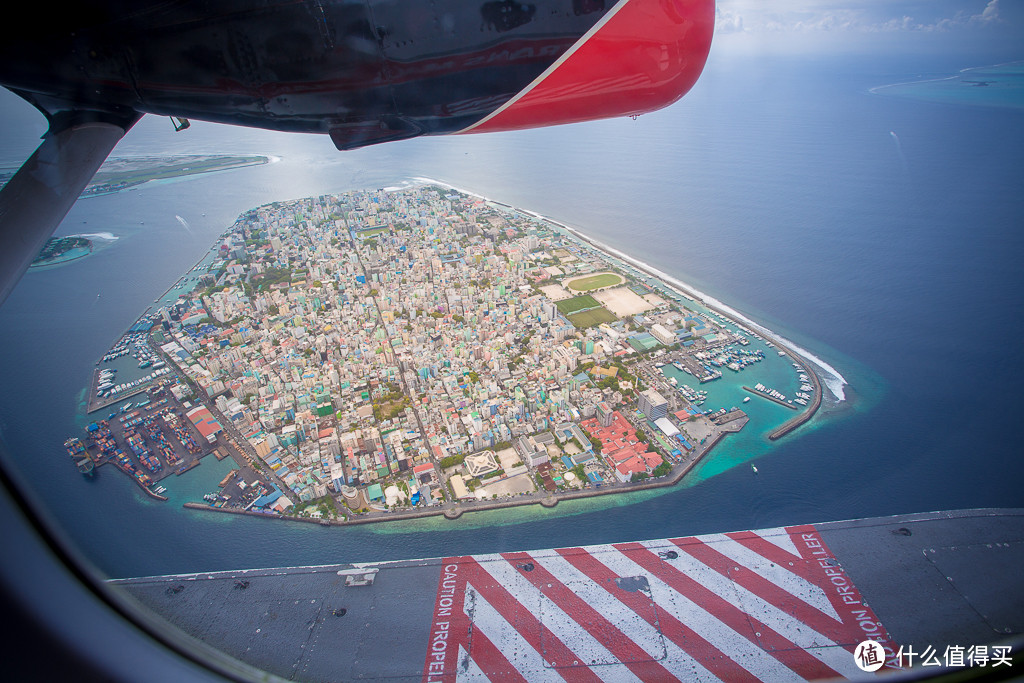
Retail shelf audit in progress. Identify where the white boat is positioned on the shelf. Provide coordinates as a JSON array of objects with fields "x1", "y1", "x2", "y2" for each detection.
[{"x1": 743, "y1": 397, "x2": 750, "y2": 403}]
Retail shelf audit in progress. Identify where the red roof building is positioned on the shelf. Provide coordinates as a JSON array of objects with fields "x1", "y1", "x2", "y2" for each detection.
[
  {"x1": 185, "y1": 406, "x2": 222, "y2": 444},
  {"x1": 583, "y1": 410, "x2": 662, "y2": 481}
]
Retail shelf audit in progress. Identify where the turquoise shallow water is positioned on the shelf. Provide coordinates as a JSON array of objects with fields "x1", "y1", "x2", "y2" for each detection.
[{"x1": 872, "y1": 61, "x2": 1024, "y2": 109}]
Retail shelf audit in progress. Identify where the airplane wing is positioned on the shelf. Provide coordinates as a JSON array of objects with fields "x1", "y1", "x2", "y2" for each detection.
[
  {"x1": 0, "y1": 0, "x2": 713, "y2": 305},
  {"x1": 111, "y1": 509, "x2": 1024, "y2": 681}
]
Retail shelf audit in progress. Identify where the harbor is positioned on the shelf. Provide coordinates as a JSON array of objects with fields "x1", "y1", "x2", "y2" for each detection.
[
  {"x1": 87, "y1": 324, "x2": 172, "y2": 414},
  {"x1": 70, "y1": 380, "x2": 229, "y2": 499}
]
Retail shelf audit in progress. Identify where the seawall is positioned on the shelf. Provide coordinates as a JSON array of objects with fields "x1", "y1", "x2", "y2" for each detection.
[{"x1": 181, "y1": 426, "x2": 729, "y2": 527}]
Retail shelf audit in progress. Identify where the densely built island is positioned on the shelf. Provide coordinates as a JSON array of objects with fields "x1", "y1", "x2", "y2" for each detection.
[{"x1": 69, "y1": 185, "x2": 822, "y2": 523}]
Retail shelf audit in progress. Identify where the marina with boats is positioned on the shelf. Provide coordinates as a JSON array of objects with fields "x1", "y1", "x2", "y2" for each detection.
[
  {"x1": 692, "y1": 345, "x2": 766, "y2": 373},
  {"x1": 671, "y1": 357, "x2": 722, "y2": 384},
  {"x1": 744, "y1": 383, "x2": 799, "y2": 410},
  {"x1": 88, "y1": 324, "x2": 172, "y2": 414}
]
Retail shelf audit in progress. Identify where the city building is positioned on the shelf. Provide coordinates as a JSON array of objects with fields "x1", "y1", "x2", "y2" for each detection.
[{"x1": 638, "y1": 389, "x2": 668, "y2": 421}]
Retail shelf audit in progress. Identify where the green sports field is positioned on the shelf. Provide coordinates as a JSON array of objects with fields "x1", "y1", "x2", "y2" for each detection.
[
  {"x1": 567, "y1": 307, "x2": 617, "y2": 328},
  {"x1": 556, "y1": 294, "x2": 600, "y2": 315},
  {"x1": 565, "y1": 272, "x2": 624, "y2": 292}
]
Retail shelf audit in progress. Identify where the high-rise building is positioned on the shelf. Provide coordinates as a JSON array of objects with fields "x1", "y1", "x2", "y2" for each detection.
[
  {"x1": 650, "y1": 323, "x2": 677, "y2": 346},
  {"x1": 638, "y1": 389, "x2": 668, "y2": 421}
]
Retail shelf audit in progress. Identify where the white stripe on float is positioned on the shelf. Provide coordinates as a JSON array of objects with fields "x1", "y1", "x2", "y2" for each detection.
[
  {"x1": 594, "y1": 547, "x2": 804, "y2": 682},
  {"x1": 636, "y1": 542, "x2": 860, "y2": 675},
  {"x1": 751, "y1": 527, "x2": 804, "y2": 558},
  {"x1": 538, "y1": 551, "x2": 721, "y2": 680},
  {"x1": 456, "y1": 0, "x2": 632, "y2": 134},
  {"x1": 641, "y1": 540, "x2": 840, "y2": 650},
  {"x1": 692, "y1": 534, "x2": 841, "y2": 621},
  {"x1": 462, "y1": 582, "x2": 564, "y2": 682},
  {"x1": 473, "y1": 556, "x2": 644, "y2": 682},
  {"x1": 456, "y1": 643, "x2": 496, "y2": 683}
]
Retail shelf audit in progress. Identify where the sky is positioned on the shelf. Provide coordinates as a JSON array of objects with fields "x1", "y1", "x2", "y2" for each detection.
[{"x1": 712, "y1": 0, "x2": 1024, "y2": 55}]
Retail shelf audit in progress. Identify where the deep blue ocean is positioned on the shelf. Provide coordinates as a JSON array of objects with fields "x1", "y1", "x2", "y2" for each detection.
[{"x1": 1, "y1": 52, "x2": 1021, "y2": 579}]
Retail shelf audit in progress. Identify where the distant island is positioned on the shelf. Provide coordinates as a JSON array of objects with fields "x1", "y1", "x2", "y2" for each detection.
[
  {"x1": 80, "y1": 154, "x2": 270, "y2": 197},
  {"x1": 871, "y1": 61, "x2": 1024, "y2": 110},
  {"x1": 31, "y1": 235, "x2": 92, "y2": 268},
  {"x1": 1, "y1": 154, "x2": 270, "y2": 198},
  {"x1": 22, "y1": 155, "x2": 270, "y2": 269}
]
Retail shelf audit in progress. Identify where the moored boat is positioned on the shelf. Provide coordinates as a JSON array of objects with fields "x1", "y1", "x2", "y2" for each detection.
[{"x1": 76, "y1": 457, "x2": 96, "y2": 476}]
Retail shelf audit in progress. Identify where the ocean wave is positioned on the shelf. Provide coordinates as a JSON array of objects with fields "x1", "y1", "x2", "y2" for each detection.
[
  {"x1": 606, "y1": 251, "x2": 848, "y2": 402},
  {"x1": 410, "y1": 177, "x2": 494, "y2": 203},
  {"x1": 72, "y1": 232, "x2": 118, "y2": 242},
  {"x1": 774, "y1": 340, "x2": 848, "y2": 401},
  {"x1": 615, "y1": 259, "x2": 849, "y2": 397},
  {"x1": 869, "y1": 73, "x2": 958, "y2": 94},
  {"x1": 407, "y1": 176, "x2": 848, "y2": 401},
  {"x1": 540, "y1": 216, "x2": 849, "y2": 402}
]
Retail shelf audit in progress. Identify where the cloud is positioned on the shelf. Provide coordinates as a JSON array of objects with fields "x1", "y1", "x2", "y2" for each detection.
[
  {"x1": 972, "y1": 0, "x2": 1000, "y2": 24},
  {"x1": 871, "y1": 0, "x2": 1002, "y2": 31},
  {"x1": 715, "y1": 0, "x2": 1005, "y2": 34},
  {"x1": 715, "y1": 8, "x2": 744, "y2": 34}
]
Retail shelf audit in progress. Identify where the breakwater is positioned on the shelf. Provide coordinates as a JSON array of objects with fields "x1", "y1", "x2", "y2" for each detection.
[{"x1": 766, "y1": 341, "x2": 823, "y2": 441}]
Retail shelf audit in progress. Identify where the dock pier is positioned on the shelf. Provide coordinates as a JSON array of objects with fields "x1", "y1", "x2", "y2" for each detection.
[{"x1": 742, "y1": 385, "x2": 799, "y2": 410}]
